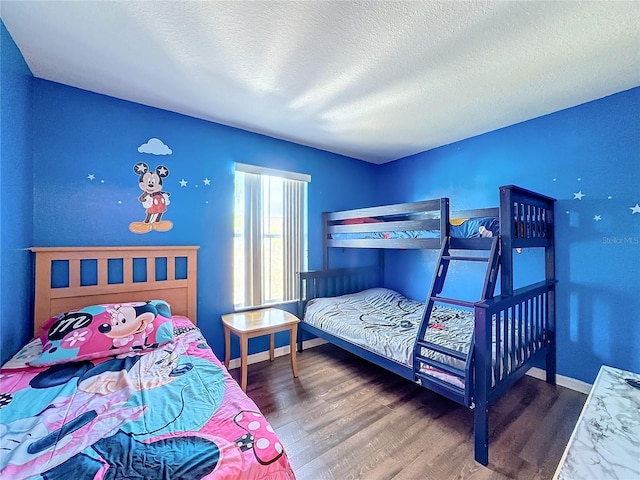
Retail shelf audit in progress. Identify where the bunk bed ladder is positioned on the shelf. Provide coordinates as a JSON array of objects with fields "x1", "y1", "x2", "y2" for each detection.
[{"x1": 413, "y1": 236, "x2": 500, "y2": 404}]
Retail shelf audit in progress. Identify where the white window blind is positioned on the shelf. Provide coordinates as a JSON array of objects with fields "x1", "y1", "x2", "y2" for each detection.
[{"x1": 233, "y1": 164, "x2": 308, "y2": 308}]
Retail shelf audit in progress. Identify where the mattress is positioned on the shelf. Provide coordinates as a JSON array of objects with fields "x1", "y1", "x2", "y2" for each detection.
[
  {"x1": 303, "y1": 288, "x2": 475, "y2": 371},
  {"x1": 0, "y1": 316, "x2": 296, "y2": 480},
  {"x1": 330, "y1": 216, "x2": 499, "y2": 240},
  {"x1": 303, "y1": 288, "x2": 529, "y2": 389}
]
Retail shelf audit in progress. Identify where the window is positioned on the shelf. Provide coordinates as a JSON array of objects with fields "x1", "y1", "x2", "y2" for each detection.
[{"x1": 233, "y1": 163, "x2": 309, "y2": 309}]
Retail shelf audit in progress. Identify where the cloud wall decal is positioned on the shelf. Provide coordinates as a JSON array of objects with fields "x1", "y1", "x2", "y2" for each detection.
[{"x1": 138, "y1": 138, "x2": 172, "y2": 155}]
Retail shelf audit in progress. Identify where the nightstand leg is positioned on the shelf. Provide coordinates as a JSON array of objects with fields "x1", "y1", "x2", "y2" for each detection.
[
  {"x1": 269, "y1": 333, "x2": 275, "y2": 361},
  {"x1": 240, "y1": 334, "x2": 248, "y2": 392},
  {"x1": 224, "y1": 327, "x2": 230, "y2": 369},
  {"x1": 290, "y1": 326, "x2": 298, "y2": 378}
]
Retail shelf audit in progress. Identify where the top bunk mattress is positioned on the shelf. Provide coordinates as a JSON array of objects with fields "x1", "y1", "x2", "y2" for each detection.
[{"x1": 330, "y1": 216, "x2": 499, "y2": 240}]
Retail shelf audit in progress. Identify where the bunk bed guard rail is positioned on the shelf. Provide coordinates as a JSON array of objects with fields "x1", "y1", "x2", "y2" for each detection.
[
  {"x1": 472, "y1": 279, "x2": 556, "y2": 465},
  {"x1": 297, "y1": 266, "x2": 383, "y2": 318}
]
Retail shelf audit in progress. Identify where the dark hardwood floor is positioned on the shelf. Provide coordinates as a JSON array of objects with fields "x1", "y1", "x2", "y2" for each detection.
[{"x1": 235, "y1": 344, "x2": 586, "y2": 480}]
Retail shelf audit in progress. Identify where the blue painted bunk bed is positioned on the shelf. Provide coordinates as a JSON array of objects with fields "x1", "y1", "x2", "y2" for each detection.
[{"x1": 297, "y1": 185, "x2": 556, "y2": 466}]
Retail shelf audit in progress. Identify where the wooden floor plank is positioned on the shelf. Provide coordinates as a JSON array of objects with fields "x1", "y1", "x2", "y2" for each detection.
[{"x1": 242, "y1": 344, "x2": 586, "y2": 480}]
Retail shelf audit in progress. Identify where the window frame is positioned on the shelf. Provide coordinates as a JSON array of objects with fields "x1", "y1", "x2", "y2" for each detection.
[{"x1": 233, "y1": 163, "x2": 309, "y2": 310}]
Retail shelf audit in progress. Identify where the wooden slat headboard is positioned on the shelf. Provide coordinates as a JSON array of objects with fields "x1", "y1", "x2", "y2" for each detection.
[{"x1": 30, "y1": 246, "x2": 199, "y2": 334}]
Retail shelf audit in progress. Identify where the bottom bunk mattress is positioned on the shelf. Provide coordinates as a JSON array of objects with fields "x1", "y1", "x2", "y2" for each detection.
[
  {"x1": 303, "y1": 288, "x2": 529, "y2": 389},
  {"x1": 303, "y1": 288, "x2": 474, "y2": 387},
  {"x1": 0, "y1": 316, "x2": 296, "y2": 480}
]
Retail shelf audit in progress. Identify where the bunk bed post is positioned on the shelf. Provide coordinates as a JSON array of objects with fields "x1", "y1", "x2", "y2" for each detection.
[
  {"x1": 440, "y1": 197, "x2": 450, "y2": 241},
  {"x1": 499, "y1": 186, "x2": 514, "y2": 296},
  {"x1": 297, "y1": 272, "x2": 305, "y2": 353},
  {"x1": 546, "y1": 288, "x2": 557, "y2": 385},
  {"x1": 545, "y1": 205, "x2": 557, "y2": 385},
  {"x1": 474, "y1": 304, "x2": 491, "y2": 466},
  {"x1": 323, "y1": 212, "x2": 329, "y2": 269}
]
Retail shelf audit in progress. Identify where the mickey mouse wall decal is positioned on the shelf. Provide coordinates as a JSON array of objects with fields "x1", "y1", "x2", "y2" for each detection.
[{"x1": 129, "y1": 162, "x2": 173, "y2": 234}]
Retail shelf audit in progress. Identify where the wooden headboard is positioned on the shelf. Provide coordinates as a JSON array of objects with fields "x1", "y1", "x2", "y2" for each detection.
[{"x1": 30, "y1": 246, "x2": 199, "y2": 334}]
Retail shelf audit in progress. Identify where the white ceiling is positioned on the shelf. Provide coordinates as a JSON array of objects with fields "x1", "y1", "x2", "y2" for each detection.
[{"x1": 2, "y1": 1, "x2": 639, "y2": 164}]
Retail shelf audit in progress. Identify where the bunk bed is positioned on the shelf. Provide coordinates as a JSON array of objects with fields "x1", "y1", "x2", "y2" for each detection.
[{"x1": 297, "y1": 185, "x2": 556, "y2": 466}]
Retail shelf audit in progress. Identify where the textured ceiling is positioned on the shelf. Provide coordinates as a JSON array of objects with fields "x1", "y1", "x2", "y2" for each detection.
[{"x1": 2, "y1": 1, "x2": 639, "y2": 164}]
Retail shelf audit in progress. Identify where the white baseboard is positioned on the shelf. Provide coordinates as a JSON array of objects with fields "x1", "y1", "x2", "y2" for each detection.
[
  {"x1": 526, "y1": 367, "x2": 591, "y2": 394},
  {"x1": 228, "y1": 341, "x2": 592, "y2": 395},
  {"x1": 227, "y1": 338, "x2": 328, "y2": 370}
]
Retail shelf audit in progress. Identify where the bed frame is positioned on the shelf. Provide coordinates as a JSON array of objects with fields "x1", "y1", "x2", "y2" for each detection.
[
  {"x1": 298, "y1": 185, "x2": 556, "y2": 466},
  {"x1": 323, "y1": 197, "x2": 450, "y2": 257},
  {"x1": 30, "y1": 246, "x2": 199, "y2": 334}
]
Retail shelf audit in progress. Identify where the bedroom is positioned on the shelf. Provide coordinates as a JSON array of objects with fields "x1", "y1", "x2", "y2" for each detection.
[{"x1": 1, "y1": 1, "x2": 639, "y2": 479}]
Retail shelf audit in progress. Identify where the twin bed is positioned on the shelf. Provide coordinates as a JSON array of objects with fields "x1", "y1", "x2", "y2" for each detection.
[
  {"x1": 298, "y1": 185, "x2": 557, "y2": 466},
  {"x1": 0, "y1": 247, "x2": 296, "y2": 480}
]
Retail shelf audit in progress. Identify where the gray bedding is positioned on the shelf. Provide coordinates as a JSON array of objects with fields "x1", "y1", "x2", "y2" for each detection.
[{"x1": 303, "y1": 288, "x2": 474, "y2": 370}]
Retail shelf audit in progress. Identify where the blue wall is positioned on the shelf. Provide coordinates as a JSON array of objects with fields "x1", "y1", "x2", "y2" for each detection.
[
  {"x1": 2, "y1": 20, "x2": 638, "y2": 384},
  {"x1": 29, "y1": 79, "x2": 379, "y2": 359},
  {"x1": 0, "y1": 21, "x2": 34, "y2": 364},
  {"x1": 378, "y1": 87, "x2": 640, "y2": 384}
]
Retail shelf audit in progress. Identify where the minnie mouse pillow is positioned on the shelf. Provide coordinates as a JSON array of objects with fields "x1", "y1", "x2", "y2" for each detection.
[{"x1": 29, "y1": 300, "x2": 174, "y2": 367}]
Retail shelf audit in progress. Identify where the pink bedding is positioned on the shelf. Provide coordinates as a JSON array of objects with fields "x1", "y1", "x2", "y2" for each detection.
[{"x1": 0, "y1": 316, "x2": 296, "y2": 479}]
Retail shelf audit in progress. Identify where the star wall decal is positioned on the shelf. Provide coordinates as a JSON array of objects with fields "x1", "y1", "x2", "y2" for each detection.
[
  {"x1": 631, "y1": 204, "x2": 640, "y2": 214},
  {"x1": 573, "y1": 191, "x2": 585, "y2": 200},
  {"x1": 593, "y1": 215, "x2": 601, "y2": 221},
  {"x1": 134, "y1": 163, "x2": 147, "y2": 174},
  {"x1": 203, "y1": 178, "x2": 211, "y2": 186},
  {"x1": 179, "y1": 179, "x2": 188, "y2": 187},
  {"x1": 87, "y1": 174, "x2": 95, "y2": 180}
]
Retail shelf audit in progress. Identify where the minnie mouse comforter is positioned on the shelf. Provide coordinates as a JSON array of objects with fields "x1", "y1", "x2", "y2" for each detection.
[{"x1": 0, "y1": 317, "x2": 296, "y2": 479}]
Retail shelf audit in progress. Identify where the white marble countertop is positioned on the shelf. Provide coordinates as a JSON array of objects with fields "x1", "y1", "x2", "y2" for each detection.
[{"x1": 554, "y1": 365, "x2": 640, "y2": 480}]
